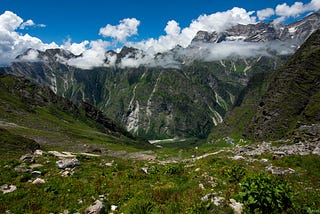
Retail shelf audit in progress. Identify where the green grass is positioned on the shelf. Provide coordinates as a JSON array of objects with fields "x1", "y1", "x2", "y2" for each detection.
[{"x1": 1, "y1": 139, "x2": 320, "y2": 213}]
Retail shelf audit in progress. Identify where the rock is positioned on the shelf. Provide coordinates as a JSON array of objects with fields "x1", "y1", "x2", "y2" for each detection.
[
  {"x1": 61, "y1": 171, "x2": 72, "y2": 177},
  {"x1": 29, "y1": 163, "x2": 44, "y2": 169},
  {"x1": 111, "y1": 205, "x2": 117, "y2": 211},
  {"x1": 232, "y1": 155, "x2": 245, "y2": 161},
  {"x1": 49, "y1": 151, "x2": 75, "y2": 159},
  {"x1": 312, "y1": 147, "x2": 320, "y2": 155},
  {"x1": 56, "y1": 158, "x2": 80, "y2": 169},
  {"x1": 273, "y1": 151, "x2": 286, "y2": 156},
  {"x1": 99, "y1": 195, "x2": 106, "y2": 201},
  {"x1": 31, "y1": 171, "x2": 42, "y2": 177},
  {"x1": 102, "y1": 160, "x2": 114, "y2": 167},
  {"x1": 20, "y1": 154, "x2": 35, "y2": 163},
  {"x1": 201, "y1": 193, "x2": 225, "y2": 206},
  {"x1": 84, "y1": 200, "x2": 104, "y2": 214},
  {"x1": 78, "y1": 199, "x2": 84, "y2": 204},
  {"x1": 141, "y1": 167, "x2": 148, "y2": 174},
  {"x1": 224, "y1": 137, "x2": 234, "y2": 144},
  {"x1": 32, "y1": 178, "x2": 45, "y2": 185},
  {"x1": 14, "y1": 164, "x2": 32, "y2": 173},
  {"x1": 213, "y1": 197, "x2": 225, "y2": 206},
  {"x1": 229, "y1": 199, "x2": 243, "y2": 214},
  {"x1": 34, "y1": 150, "x2": 44, "y2": 156},
  {"x1": 266, "y1": 165, "x2": 295, "y2": 175},
  {"x1": 0, "y1": 184, "x2": 17, "y2": 194},
  {"x1": 199, "y1": 183, "x2": 205, "y2": 190},
  {"x1": 201, "y1": 193, "x2": 215, "y2": 202}
]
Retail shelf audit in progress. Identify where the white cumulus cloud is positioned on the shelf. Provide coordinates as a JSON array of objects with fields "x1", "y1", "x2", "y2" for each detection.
[
  {"x1": 274, "y1": 0, "x2": 320, "y2": 23},
  {"x1": 257, "y1": 8, "x2": 275, "y2": 21},
  {"x1": 62, "y1": 38, "x2": 89, "y2": 55},
  {"x1": 67, "y1": 39, "x2": 110, "y2": 69},
  {"x1": 129, "y1": 7, "x2": 256, "y2": 55},
  {"x1": 99, "y1": 18, "x2": 140, "y2": 42},
  {"x1": 19, "y1": 19, "x2": 46, "y2": 29},
  {"x1": 275, "y1": 2, "x2": 306, "y2": 17},
  {"x1": 0, "y1": 11, "x2": 58, "y2": 65}
]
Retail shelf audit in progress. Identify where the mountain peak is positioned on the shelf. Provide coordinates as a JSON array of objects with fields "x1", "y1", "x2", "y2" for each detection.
[
  {"x1": 16, "y1": 48, "x2": 77, "y2": 63},
  {"x1": 191, "y1": 10, "x2": 320, "y2": 45}
]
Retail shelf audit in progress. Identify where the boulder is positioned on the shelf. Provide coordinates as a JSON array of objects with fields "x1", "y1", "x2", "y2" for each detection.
[
  {"x1": 141, "y1": 167, "x2": 149, "y2": 174},
  {"x1": 312, "y1": 147, "x2": 320, "y2": 155},
  {"x1": 84, "y1": 200, "x2": 104, "y2": 214},
  {"x1": 111, "y1": 205, "x2": 117, "y2": 211},
  {"x1": 32, "y1": 178, "x2": 45, "y2": 185},
  {"x1": 34, "y1": 149, "x2": 44, "y2": 156},
  {"x1": 14, "y1": 164, "x2": 32, "y2": 173},
  {"x1": 232, "y1": 155, "x2": 245, "y2": 161},
  {"x1": 201, "y1": 193, "x2": 225, "y2": 206},
  {"x1": 31, "y1": 171, "x2": 42, "y2": 177},
  {"x1": 266, "y1": 165, "x2": 295, "y2": 175},
  {"x1": 20, "y1": 154, "x2": 35, "y2": 163},
  {"x1": 56, "y1": 158, "x2": 80, "y2": 169},
  {"x1": 0, "y1": 184, "x2": 17, "y2": 194},
  {"x1": 229, "y1": 199, "x2": 243, "y2": 214},
  {"x1": 213, "y1": 197, "x2": 225, "y2": 206}
]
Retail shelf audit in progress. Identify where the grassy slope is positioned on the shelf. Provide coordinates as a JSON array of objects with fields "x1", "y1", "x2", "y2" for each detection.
[
  {"x1": 0, "y1": 74, "x2": 152, "y2": 153},
  {"x1": 0, "y1": 128, "x2": 40, "y2": 158},
  {"x1": 246, "y1": 29, "x2": 320, "y2": 140},
  {"x1": 0, "y1": 141, "x2": 319, "y2": 213}
]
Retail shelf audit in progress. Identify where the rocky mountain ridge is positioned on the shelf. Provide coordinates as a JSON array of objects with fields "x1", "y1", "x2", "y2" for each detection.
[{"x1": 192, "y1": 11, "x2": 320, "y2": 44}]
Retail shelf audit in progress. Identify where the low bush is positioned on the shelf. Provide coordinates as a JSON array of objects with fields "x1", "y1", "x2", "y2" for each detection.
[{"x1": 239, "y1": 173, "x2": 294, "y2": 213}]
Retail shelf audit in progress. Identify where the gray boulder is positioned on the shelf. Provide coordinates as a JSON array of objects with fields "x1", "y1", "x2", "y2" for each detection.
[
  {"x1": 56, "y1": 158, "x2": 80, "y2": 169},
  {"x1": 20, "y1": 154, "x2": 35, "y2": 163},
  {"x1": 84, "y1": 200, "x2": 105, "y2": 214}
]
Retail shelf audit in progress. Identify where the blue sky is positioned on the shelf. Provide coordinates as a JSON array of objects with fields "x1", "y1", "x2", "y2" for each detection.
[
  {"x1": 0, "y1": 0, "x2": 319, "y2": 66},
  {"x1": 1, "y1": 0, "x2": 313, "y2": 44}
]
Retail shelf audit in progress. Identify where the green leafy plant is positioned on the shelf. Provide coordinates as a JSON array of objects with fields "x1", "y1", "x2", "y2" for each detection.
[
  {"x1": 239, "y1": 173, "x2": 294, "y2": 213},
  {"x1": 163, "y1": 163, "x2": 185, "y2": 175},
  {"x1": 224, "y1": 165, "x2": 246, "y2": 184}
]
